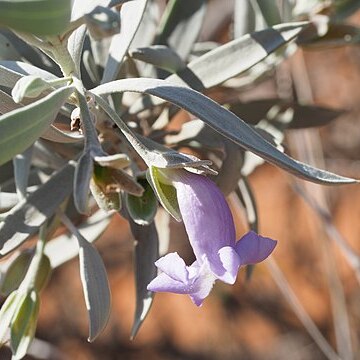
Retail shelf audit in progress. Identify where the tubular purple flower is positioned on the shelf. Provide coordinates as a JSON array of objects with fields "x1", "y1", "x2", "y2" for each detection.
[{"x1": 147, "y1": 169, "x2": 277, "y2": 306}]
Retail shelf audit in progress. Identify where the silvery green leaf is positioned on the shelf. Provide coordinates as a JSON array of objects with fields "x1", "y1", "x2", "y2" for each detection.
[
  {"x1": 129, "y1": 45, "x2": 186, "y2": 72},
  {"x1": 85, "y1": 6, "x2": 120, "y2": 40},
  {"x1": 130, "y1": 0, "x2": 160, "y2": 50},
  {"x1": 0, "y1": 290, "x2": 20, "y2": 344},
  {"x1": 234, "y1": 0, "x2": 256, "y2": 38},
  {"x1": 126, "y1": 22, "x2": 307, "y2": 114},
  {"x1": 254, "y1": 0, "x2": 281, "y2": 26},
  {"x1": 10, "y1": 290, "x2": 39, "y2": 360},
  {"x1": 156, "y1": 0, "x2": 207, "y2": 61},
  {"x1": 77, "y1": 234, "x2": 111, "y2": 342},
  {"x1": 74, "y1": 151, "x2": 94, "y2": 215},
  {"x1": 101, "y1": 0, "x2": 148, "y2": 83},
  {"x1": 67, "y1": 24, "x2": 87, "y2": 77},
  {"x1": 0, "y1": 60, "x2": 57, "y2": 88},
  {"x1": 126, "y1": 178, "x2": 157, "y2": 225},
  {"x1": 91, "y1": 78, "x2": 356, "y2": 185},
  {"x1": 11, "y1": 75, "x2": 53, "y2": 103},
  {"x1": 0, "y1": 251, "x2": 32, "y2": 297},
  {"x1": 128, "y1": 218, "x2": 158, "y2": 339},
  {"x1": 44, "y1": 210, "x2": 110, "y2": 268},
  {"x1": 0, "y1": 86, "x2": 73, "y2": 166},
  {"x1": 71, "y1": 0, "x2": 129, "y2": 21},
  {"x1": 0, "y1": 192, "x2": 19, "y2": 211},
  {"x1": 13, "y1": 146, "x2": 33, "y2": 200},
  {"x1": 0, "y1": 0, "x2": 71, "y2": 36},
  {"x1": 0, "y1": 162, "x2": 75, "y2": 257}
]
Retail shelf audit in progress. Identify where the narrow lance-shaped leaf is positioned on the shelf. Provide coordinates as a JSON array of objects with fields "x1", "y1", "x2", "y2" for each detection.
[
  {"x1": 78, "y1": 235, "x2": 111, "y2": 342},
  {"x1": 128, "y1": 217, "x2": 159, "y2": 339},
  {"x1": 156, "y1": 0, "x2": 207, "y2": 61},
  {"x1": 0, "y1": 251, "x2": 32, "y2": 297},
  {"x1": 74, "y1": 151, "x2": 94, "y2": 214},
  {"x1": 91, "y1": 78, "x2": 356, "y2": 185},
  {"x1": 127, "y1": 22, "x2": 307, "y2": 115},
  {"x1": 0, "y1": 290, "x2": 20, "y2": 344},
  {"x1": 0, "y1": 85, "x2": 73, "y2": 166},
  {"x1": 101, "y1": 0, "x2": 148, "y2": 83},
  {"x1": 130, "y1": 45, "x2": 186, "y2": 73},
  {"x1": 234, "y1": 0, "x2": 256, "y2": 38},
  {"x1": 0, "y1": 0, "x2": 71, "y2": 36},
  {"x1": 59, "y1": 211, "x2": 111, "y2": 342},
  {"x1": 10, "y1": 290, "x2": 39, "y2": 360},
  {"x1": 13, "y1": 146, "x2": 33, "y2": 201},
  {"x1": 0, "y1": 162, "x2": 76, "y2": 257},
  {"x1": 254, "y1": 0, "x2": 281, "y2": 26}
]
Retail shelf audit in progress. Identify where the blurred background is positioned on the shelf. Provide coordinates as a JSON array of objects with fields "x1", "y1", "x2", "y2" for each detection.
[{"x1": 2, "y1": 0, "x2": 360, "y2": 359}]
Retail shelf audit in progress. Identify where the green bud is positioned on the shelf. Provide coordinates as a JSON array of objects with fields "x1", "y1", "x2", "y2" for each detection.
[
  {"x1": 126, "y1": 178, "x2": 158, "y2": 225},
  {"x1": 146, "y1": 166, "x2": 181, "y2": 222}
]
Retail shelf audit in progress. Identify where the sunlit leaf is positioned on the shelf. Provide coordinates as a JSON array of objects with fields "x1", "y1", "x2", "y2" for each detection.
[
  {"x1": 10, "y1": 290, "x2": 39, "y2": 360},
  {"x1": 0, "y1": 290, "x2": 21, "y2": 344},
  {"x1": 0, "y1": 0, "x2": 71, "y2": 36},
  {"x1": 0, "y1": 86, "x2": 73, "y2": 166},
  {"x1": 92, "y1": 78, "x2": 356, "y2": 185},
  {"x1": 0, "y1": 251, "x2": 32, "y2": 297},
  {"x1": 156, "y1": 0, "x2": 207, "y2": 60},
  {"x1": 127, "y1": 22, "x2": 307, "y2": 114},
  {"x1": 101, "y1": 0, "x2": 148, "y2": 83},
  {"x1": 130, "y1": 45, "x2": 186, "y2": 73},
  {"x1": 78, "y1": 234, "x2": 111, "y2": 342}
]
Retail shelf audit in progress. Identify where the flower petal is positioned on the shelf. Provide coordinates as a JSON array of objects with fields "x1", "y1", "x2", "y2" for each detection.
[
  {"x1": 217, "y1": 246, "x2": 241, "y2": 284},
  {"x1": 235, "y1": 231, "x2": 277, "y2": 265},
  {"x1": 154, "y1": 252, "x2": 189, "y2": 283},
  {"x1": 189, "y1": 273, "x2": 216, "y2": 306},
  {"x1": 172, "y1": 171, "x2": 236, "y2": 262},
  {"x1": 148, "y1": 257, "x2": 216, "y2": 306},
  {"x1": 147, "y1": 272, "x2": 192, "y2": 294}
]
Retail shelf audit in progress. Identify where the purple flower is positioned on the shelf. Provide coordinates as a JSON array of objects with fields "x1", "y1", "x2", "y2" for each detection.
[{"x1": 147, "y1": 170, "x2": 277, "y2": 306}]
